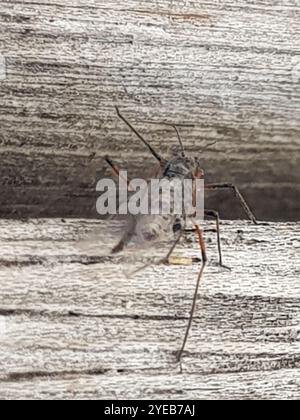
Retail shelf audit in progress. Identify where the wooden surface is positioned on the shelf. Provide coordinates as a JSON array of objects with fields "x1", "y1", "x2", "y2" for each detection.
[
  {"x1": 0, "y1": 0, "x2": 299, "y2": 220},
  {"x1": 0, "y1": 219, "x2": 299, "y2": 400}
]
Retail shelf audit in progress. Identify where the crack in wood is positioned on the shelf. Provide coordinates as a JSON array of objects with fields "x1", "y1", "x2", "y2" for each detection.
[
  {"x1": 122, "y1": 9, "x2": 210, "y2": 22},
  {"x1": 2, "y1": 368, "x2": 109, "y2": 383},
  {"x1": 0, "y1": 307, "x2": 186, "y2": 321},
  {"x1": 0, "y1": 255, "x2": 115, "y2": 267}
]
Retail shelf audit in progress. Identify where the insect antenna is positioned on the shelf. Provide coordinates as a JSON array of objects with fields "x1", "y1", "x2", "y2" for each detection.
[
  {"x1": 104, "y1": 156, "x2": 119, "y2": 177},
  {"x1": 104, "y1": 155, "x2": 133, "y2": 192},
  {"x1": 173, "y1": 125, "x2": 185, "y2": 157},
  {"x1": 115, "y1": 106, "x2": 164, "y2": 164}
]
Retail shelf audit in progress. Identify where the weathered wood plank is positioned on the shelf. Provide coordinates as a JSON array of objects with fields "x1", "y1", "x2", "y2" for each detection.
[
  {"x1": 1, "y1": 370, "x2": 300, "y2": 400},
  {"x1": 0, "y1": 0, "x2": 299, "y2": 219},
  {"x1": 0, "y1": 219, "x2": 299, "y2": 399}
]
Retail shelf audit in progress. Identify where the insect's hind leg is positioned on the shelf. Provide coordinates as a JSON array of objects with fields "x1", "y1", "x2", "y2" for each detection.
[
  {"x1": 204, "y1": 210, "x2": 231, "y2": 270},
  {"x1": 205, "y1": 183, "x2": 258, "y2": 224},
  {"x1": 176, "y1": 223, "x2": 207, "y2": 363}
]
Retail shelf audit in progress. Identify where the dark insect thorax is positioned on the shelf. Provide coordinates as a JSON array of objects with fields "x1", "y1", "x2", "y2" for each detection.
[{"x1": 162, "y1": 156, "x2": 195, "y2": 179}]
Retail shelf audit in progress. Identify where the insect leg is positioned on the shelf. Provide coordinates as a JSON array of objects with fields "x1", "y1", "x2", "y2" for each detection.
[
  {"x1": 204, "y1": 210, "x2": 231, "y2": 270},
  {"x1": 205, "y1": 183, "x2": 258, "y2": 224},
  {"x1": 176, "y1": 223, "x2": 207, "y2": 362},
  {"x1": 164, "y1": 228, "x2": 185, "y2": 262}
]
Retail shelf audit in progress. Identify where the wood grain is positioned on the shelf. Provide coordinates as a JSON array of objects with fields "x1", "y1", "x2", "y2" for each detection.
[
  {"x1": 0, "y1": 219, "x2": 299, "y2": 399},
  {"x1": 0, "y1": 0, "x2": 299, "y2": 220}
]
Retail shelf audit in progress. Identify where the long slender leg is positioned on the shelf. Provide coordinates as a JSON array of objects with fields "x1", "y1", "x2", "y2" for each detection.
[
  {"x1": 205, "y1": 210, "x2": 222, "y2": 265},
  {"x1": 204, "y1": 209, "x2": 231, "y2": 270},
  {"x1": 176, "y1": 223, "x2": 207, "y2": 362},
  {"x1": 205, "y1": 183, "x2": 258, "y2": 224},
  {"x1": 164, "y1": 228, "x2": 185, "y2": 262}
]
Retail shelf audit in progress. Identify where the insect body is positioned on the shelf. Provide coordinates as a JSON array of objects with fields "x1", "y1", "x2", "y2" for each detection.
[
  {"x1": 106, "y1": 106, "x2": 258, "y2": 362},
  {"x1": 111, "y1": 154, "x2": 201, "y2": 255}
]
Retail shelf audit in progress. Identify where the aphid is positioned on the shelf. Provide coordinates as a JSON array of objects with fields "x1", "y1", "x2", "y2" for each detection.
[{"x1": 105, "y1": 106, "x2": 258, "y2": 362}]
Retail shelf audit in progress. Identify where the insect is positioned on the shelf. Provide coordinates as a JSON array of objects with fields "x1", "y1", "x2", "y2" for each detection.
[{"x1": 105, "y1": 106, "x2": 258, "y2": 362}]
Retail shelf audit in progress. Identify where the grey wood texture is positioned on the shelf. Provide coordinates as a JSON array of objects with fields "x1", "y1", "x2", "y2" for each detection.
[
  {"x1": 0, "y1": 219, "x2": 299, "y2": 399},
  {"x1": 0, "y1": 0, "x2": 299, "y2": 220}
]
